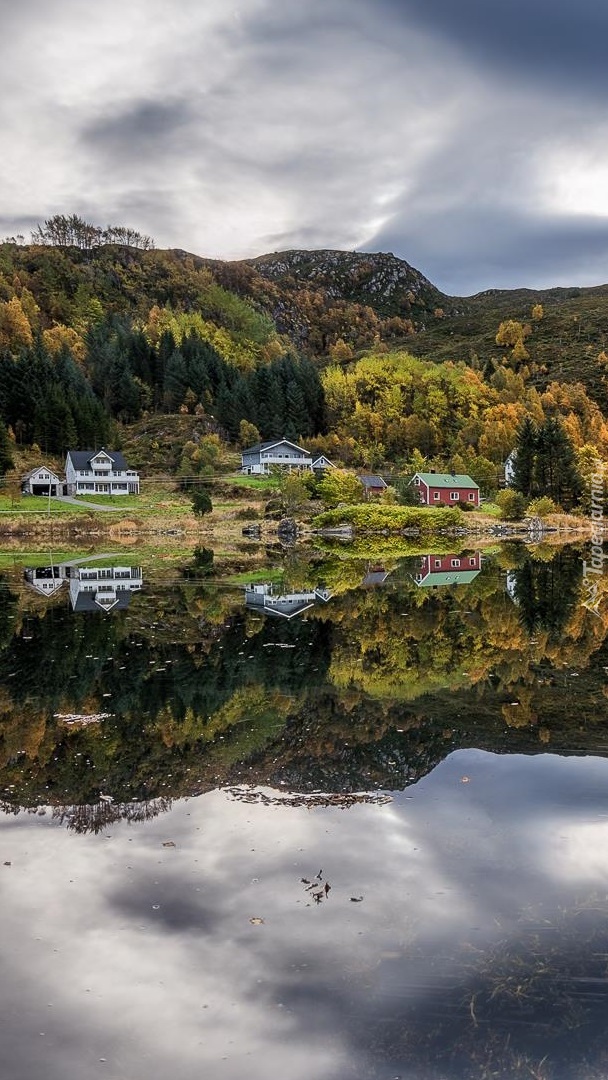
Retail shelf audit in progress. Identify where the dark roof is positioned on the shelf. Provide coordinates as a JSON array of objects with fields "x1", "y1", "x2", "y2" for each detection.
[
  {"x1": 242, "y1": 439, "x2": 309, "y2": 455},
  {"x1": 71, "y1": 591, "x2": 133, "y2": 612},
  {"x1": 66, "y1": 449, "x2": 130, "y2": 470},
  {"x1": 358, "y1": 474, "x2": 388, "y2": 488}
]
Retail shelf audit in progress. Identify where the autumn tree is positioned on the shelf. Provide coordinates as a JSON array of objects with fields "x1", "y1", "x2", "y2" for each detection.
[{"x1": 317, "y1": 469, "x2": 363, "y2": 508}]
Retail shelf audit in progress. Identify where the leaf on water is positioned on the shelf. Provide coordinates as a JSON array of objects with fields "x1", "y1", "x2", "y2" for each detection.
[
  {"x1": 249, "y1": 917, "x2": 264, "y2": 925},
  {"x1": 162, "y1": 840, "x2": 176, "y2": 848}
]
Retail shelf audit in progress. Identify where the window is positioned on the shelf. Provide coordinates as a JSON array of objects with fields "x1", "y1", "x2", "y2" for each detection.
[
  {"x1": 451, "y1": 559, "x2": 461, "y2": 568},
  {"x1": 434, "y1": 559, "x2": 441, "y2": 568},
  {"x1": 450, "y1": 491, "x2": 460, "y2": 501},
  {"x1": 414, "y1": 477, "x2": 420, "y2": 485},
  {"x1": 468, "y1": 492, "x2": 475, "y2": 501},
  {"x1": 469, "y1": 558, "x2": 477, "y2": 566},
  {"x1": 433, "y1": 491, "x2": 440, "y2": 500}
]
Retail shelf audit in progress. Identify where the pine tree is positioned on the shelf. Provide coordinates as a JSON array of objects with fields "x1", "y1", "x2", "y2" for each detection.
[
  {"x1": 512, "y1": 418, "x2": 538, "y2": 496},
  {"x1": 0, "y1": 421, "x2": 13, "y2": 474},
  {"x1": 535, "y1": 418, "x2": 581, "y2": 509}
]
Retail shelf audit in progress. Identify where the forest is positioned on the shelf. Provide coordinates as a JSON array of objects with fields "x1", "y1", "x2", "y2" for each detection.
[{"x1": 1, "y1": 220, "x2": 608, "y2": 507}]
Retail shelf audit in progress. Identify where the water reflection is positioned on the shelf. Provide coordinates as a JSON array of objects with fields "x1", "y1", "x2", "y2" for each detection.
[
  {"x1": 1, "y1": 542, "x2": 608, "y2": 1077},
  {"x1": 2, "y1": 754, "x2": 608, "y2": 1080},
  {"x1": 244, "y1": 581, "x2": 332, "y2": 618},
  {"x1": 0, "y1": 542, "x2": 603, "y2": 819},
  {"x1": 24, "y1": 555, "x2": 144, "y2": 612},
  {"x1": 413, "y1": 550, "x2": 482, "y2": 587}
]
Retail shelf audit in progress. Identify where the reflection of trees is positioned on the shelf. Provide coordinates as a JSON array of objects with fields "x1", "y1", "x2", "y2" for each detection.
[
  {"x1": 512, "y1": 549, "x2": 582, "y2": 638},
  {"x1": 50, "y1": 797, "x2": 173, "y2": 833},
  {"x1": 0, "y1": 548, "x2": 607, "y2": 817}
]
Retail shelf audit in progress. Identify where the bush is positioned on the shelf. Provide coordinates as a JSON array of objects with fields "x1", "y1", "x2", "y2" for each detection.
[
  {"x1": 313, "y1": 503, "x2": 463, "y2": 534},
  {"x1": 191, "y1": 489, "x2": 213, "y2": 516},
  {"x1": 526, "y1": 496, "x2": 558, "y2": 517},
  {"x1": 495, "y1": 489, "x2": 526, "y2": 521}
]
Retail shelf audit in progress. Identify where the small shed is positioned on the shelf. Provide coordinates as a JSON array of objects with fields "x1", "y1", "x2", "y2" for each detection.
[{"x1": 358, "y1": 474, "x2": 388, "y2": 498}]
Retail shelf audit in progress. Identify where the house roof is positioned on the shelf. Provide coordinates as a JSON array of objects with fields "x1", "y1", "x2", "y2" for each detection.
[
  {"x1": 66, "y1": 449, "x2": 131, "y2": 470},
  {"x1": 358, "y1": 474, "x2": 388, "y2": 488},
  {"x1": 415, "y1": 569, "x2": 481, "y2": 587},
  {"x1": 22, "y1": 465, "x2": 62, "y2": 480},
  {"x1": 71, "y1": 591, "x2": 133, "y2": 612},
  {"x1": 242, "y1": 439, "x2": 310, "y2": 456},
  {"x1": 312, "y1": 455, "x2": 335, "y2": 467},
  {"x1": 414, "y1": 472, "x2": 479, "y2": 489}
]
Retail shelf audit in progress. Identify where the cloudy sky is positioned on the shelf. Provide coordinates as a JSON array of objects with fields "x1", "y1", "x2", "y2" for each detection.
[
  {"x1": 2, "y1": 0, "x2": 608, "y2": 293},
  {"x1": 3, "y1": 752, "x2": 608, "y2": 1079}
]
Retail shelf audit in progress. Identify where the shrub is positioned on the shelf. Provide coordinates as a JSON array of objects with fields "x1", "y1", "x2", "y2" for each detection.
[
  {"x1": 313, "y1": 504, "x2": 463, "y2": 534},
  {"x1": 495, "y1": 489, "x2": 526, "y2": 521},
  {"x1": 191, "y1": 489, "x2": 213, "y2": 516},
  {"x1": 526, "y1": 496, "x2": 558, "y2": 517}
]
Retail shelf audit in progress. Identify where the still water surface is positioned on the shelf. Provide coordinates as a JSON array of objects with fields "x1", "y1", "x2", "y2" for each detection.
[{"x1": 1, "y1": 542, "x2": 608, "y2": 1080}]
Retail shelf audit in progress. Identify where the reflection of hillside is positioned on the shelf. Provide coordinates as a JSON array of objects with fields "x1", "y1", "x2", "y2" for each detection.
[{"x1": 0, "y1": 546, "x2": 607, "y2": 820}]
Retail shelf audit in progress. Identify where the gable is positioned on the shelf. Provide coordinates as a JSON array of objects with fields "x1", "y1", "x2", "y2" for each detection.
[{"x1": 67, "y1": 449, "x2": 130, "y2": 471}]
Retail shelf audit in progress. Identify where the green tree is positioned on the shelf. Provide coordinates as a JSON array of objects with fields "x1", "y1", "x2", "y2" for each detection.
[
  {"x1": 191, "y1": 489, "x2": 213, "y2": 516},
  {"x1": 495, "y1": 489, "x2": 526, "y2": 521},
  {"x1": 0, "y1": 421, "x2": 13, "y2": 474},
  {"x1": 317, "y1": 469, "x2": 363, "y2": 507},
  {"x1": 535, "y1": 417, "x2": 581, "y2": 509},
  {"x1": 512, "y1": 418, "x2": 538, "y2": 497}
]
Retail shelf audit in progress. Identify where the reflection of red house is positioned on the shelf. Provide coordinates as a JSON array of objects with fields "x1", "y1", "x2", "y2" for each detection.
[
  {"x1": 410, "y1": 472, "x2": 480, "y2": 507},
  {"x1": 414, "y1": 552, "x2": 482, "y2": 587}
]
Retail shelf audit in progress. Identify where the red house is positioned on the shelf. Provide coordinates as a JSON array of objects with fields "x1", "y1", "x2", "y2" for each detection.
[{"x1": 410, "y1": 471, "x2": 480, "y2": 507}]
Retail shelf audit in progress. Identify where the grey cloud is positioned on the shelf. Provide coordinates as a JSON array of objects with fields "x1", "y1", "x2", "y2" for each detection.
[
  {"x1": 373, "y1": 0, "x2": 608, "y2": 96},
  {"x1": 369, "y1": 199, "x2": 608, "y2": 295},
  {"x1": 81, "y1": 100, "x2": 197, "y2": 162},
  {"x1": 2, "y1": 0, "x2": 608, "y2": 288}
]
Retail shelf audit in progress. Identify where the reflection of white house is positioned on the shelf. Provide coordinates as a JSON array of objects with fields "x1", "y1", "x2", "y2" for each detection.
[
  {"x1": 65, "y1": 449, "x2": 140, "y2": 496},
  {"x1": 67, "y1": 565, "x2": 143, "y2": 612},
  {"x1": 241, "y1": 439, "x2": 312, "y2": 475},
  {"x1": 505, "y1": 570, "x2": 519, "y2": 603},
  {"x1": 21, "y1": 466, "x2": 64, "y2": 496},
  {"x1": 413, "y1": 552, "x2": 482, "y2": 588},
  {"x1": 24, "y1": 565, "x2": 66, "y2": 596},
  {"x1": 245, "y1": 582, "x2": 331, "y2": 618}
]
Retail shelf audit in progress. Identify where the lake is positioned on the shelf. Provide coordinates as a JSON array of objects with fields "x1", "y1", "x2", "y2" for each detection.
[{"x1": 1, "y1": 540, "x2": 608, "y2": 1080}]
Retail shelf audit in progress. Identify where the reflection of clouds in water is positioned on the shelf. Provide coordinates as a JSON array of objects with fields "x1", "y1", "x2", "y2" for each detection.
[{"x1": 2, "y1": 755, "x2": 608, "y2": 1077}]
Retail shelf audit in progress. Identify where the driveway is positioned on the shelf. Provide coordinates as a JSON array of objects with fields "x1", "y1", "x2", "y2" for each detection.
[{"x1": 54, "y1": 496, "x2": 124, "y2": 512}]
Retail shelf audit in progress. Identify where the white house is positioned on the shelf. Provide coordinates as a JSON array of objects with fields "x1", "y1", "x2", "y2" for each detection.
[
  {"x1": 504, "y1": 450, "x2": 517, "y2": 487},
  {"x1": 241, "y1": 439, "x2": 312, "y2": 475},
  {"x1": 311, "y1": 454, "x2": 335, "y2": 472},
  {"x1": 21, "y1": 466, "x2": 64, "y2": 496},
  {"x1": 65, "y1": 449, "x2": 140, "y2": 496}
]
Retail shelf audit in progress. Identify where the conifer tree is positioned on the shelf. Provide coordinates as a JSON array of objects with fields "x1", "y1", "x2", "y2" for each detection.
[{"x1": 512, "y1": 418, "x2": 538, "y2": 496}]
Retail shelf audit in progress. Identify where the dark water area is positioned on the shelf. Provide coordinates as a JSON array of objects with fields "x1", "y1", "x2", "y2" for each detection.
[{"x1": 1, "y1": 542, "x2": 608, "y2": 1079}]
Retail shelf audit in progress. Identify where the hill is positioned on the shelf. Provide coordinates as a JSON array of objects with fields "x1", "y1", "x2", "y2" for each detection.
[{"x1": 2, "y1": 235, "x2": 608, "y2": 477}]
